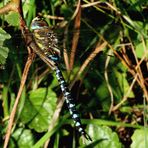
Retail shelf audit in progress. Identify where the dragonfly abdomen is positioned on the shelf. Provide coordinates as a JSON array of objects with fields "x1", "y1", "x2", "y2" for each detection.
[{"x1": 54, "y1": 63, "x2": 92, "y2": 141}]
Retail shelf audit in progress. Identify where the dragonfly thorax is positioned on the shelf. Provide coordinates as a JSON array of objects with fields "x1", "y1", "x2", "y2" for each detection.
[{"x1": 31, "y1": 17, "x2": 60, "y2": 58}]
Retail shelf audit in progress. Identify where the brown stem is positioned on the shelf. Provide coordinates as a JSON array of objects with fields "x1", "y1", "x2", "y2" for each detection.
[
  {"x1": 70, "y1": 41, "x2": 107, "y2": 88},
  {"x1": 69, "y1": 0, "x2": 81, "y2": 70},
  {"x1": 63, "y1": 26, "x2": 70, "y2": 71},
  {"x1": 4, "y1": 49, "x2": 35, "y2": 148},
  {"x1": 0, "y1": 0, "x2": 20, "y2": 14},
  {"x1": 44, "y1": 95, "x2": 65, "y2": 148}
]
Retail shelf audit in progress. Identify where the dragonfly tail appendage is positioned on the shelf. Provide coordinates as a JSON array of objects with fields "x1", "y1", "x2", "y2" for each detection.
[{"x1": 83, "y1": 131, "x2": 92, "y2": 141}]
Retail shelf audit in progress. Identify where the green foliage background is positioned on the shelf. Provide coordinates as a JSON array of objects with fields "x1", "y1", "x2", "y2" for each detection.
[{"x1": 0, "y1": 0, "x2": 148, "y2": 147}]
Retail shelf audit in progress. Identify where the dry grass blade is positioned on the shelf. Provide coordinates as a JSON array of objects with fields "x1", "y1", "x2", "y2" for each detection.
[
  {"x1": 112, "y1": 73, "x2": 138, "y2": 111},
  {"x1": 4, "y1": 48, "x2": 35, "y2": 148},
  {"x1": 70, "y1": 41, "x2": 107, "y2": 88},
  {"x1": 44, "y1": 95, "x2": 65, "y2": 148},
  {"x1": 69, "y1": 0, "x2": 81, "y2": 70},
  {"x1": 81, "y1": 1, "x2": 102, "y2": 8},
  {"x1": 78, "y1": 41, "x2": 107, "y2": 77},
  {"x1": 104, "y1": 50, "x2": 114, "y2": 115},
  {"x1": 63, "y1": 26, "x2": 70, "y2": 71},
  {"x1": 43, "y1": 14, "x2": 64, "y2": 21}
]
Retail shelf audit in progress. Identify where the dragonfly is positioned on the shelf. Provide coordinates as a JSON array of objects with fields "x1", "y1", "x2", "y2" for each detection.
[
  {"x1": 1, "y1": 17, "x2": 147, "y2": 147},
  {"x1": 2, "y1": 16, "x2": 145, "y2": 142},
  {"x1": 30, "y1": 17, "x2": 92, "y2": 141}
]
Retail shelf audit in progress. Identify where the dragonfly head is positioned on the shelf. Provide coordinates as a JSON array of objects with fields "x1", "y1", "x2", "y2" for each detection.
[{"x1": 30, "y1": 17, "x2": 48, "y2": 30}]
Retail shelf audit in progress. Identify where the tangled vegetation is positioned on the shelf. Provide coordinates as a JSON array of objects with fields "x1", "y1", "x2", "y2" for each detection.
[{"x1": 0, "y1": 0, "x2": 148, "y2": 147}]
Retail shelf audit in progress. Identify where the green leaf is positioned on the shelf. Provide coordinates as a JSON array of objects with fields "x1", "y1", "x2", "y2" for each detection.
[
  {"x1": 131, "y1": 128, "x2": 148, "y2": 148},
  {"x1": 113, "y1": 68, "x2": 135, "y2": 98},
  {"x1": 105, "y1": 63, "x2": 134, "y2": 100},
  {"x1": 79, "y1": 125, "x2": 122, "y2": 148},
  {"x1": 23, "y1": 0, "x2": 35, "y2": 18},
  {"x1": 5, "y1": 12, "x2": 19, "y2": 26},
  {"x1": 60, "y1": 4, "x2": 73, "y2": 19},
  {"x1": 20, "y1": 87, "x2": 57, "y2": 132},
  {"x1": 122, "y1": 15, "x2": 146, "y2": 37},
  {"x1": 23, "y1": 0, "x2": 36, "y2": 26},
  {"x1": 96, "y1": 81, "x2": 111, "y2": 111},
  {"x1": 0, "y1": 28, "x2": 11, "y2": 65},
  {"x1": 12, "y1": 128, "x2": 35, "y2": 148},
  {"x1": 135, "y1": 40, "x2": 148, "y2": 59}
]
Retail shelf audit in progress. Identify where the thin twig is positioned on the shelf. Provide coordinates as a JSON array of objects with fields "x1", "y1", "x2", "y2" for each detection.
[
  {"x1": 130, "y1": 36, "x2": 148, "y2": 101},
  {"x1": 69, "y1": 0, "x2": 81, "y2": 70},
  {"x1": 78, "y1": 42, "x2": 107, "y2": 77},
  {"x1": 44, "y1": 95, "x2": 65, "y2": 148},
  {"x1": 63, "y1": 26, "x2": 70, "y2": 71},
  {"x1": 4, "y1": 48, "x2": 35, "y2": 148},
  {"x1": 104, "y1": 50, "x2": 114, "y2": 115},
  {"x1": 81, "y1": 1, "x2": 102, "y2": 8},
  {"x1": 71, "y1": 41, "x2": 107, "y2": 88},
  {"x1": 121, "y1": 43, "x2": 133, "y2": 69},
  {"x1": 43, "y1": 14, "x2": 64, "y2": 20},
  {"x1": 112, "y1": 73, "x2": 138, "y2": 111}
]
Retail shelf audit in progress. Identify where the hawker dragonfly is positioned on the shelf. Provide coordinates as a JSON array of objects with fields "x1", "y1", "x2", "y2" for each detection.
[
  {"x1": 1, "y1": 17, "x2": 95, "y2": 141},
  {"x1": 1, "y1": 15, "x2": 144, "y2": 143},
  {"x1": 30, "y1": 16, "x2": 92, "y2": 140}
]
